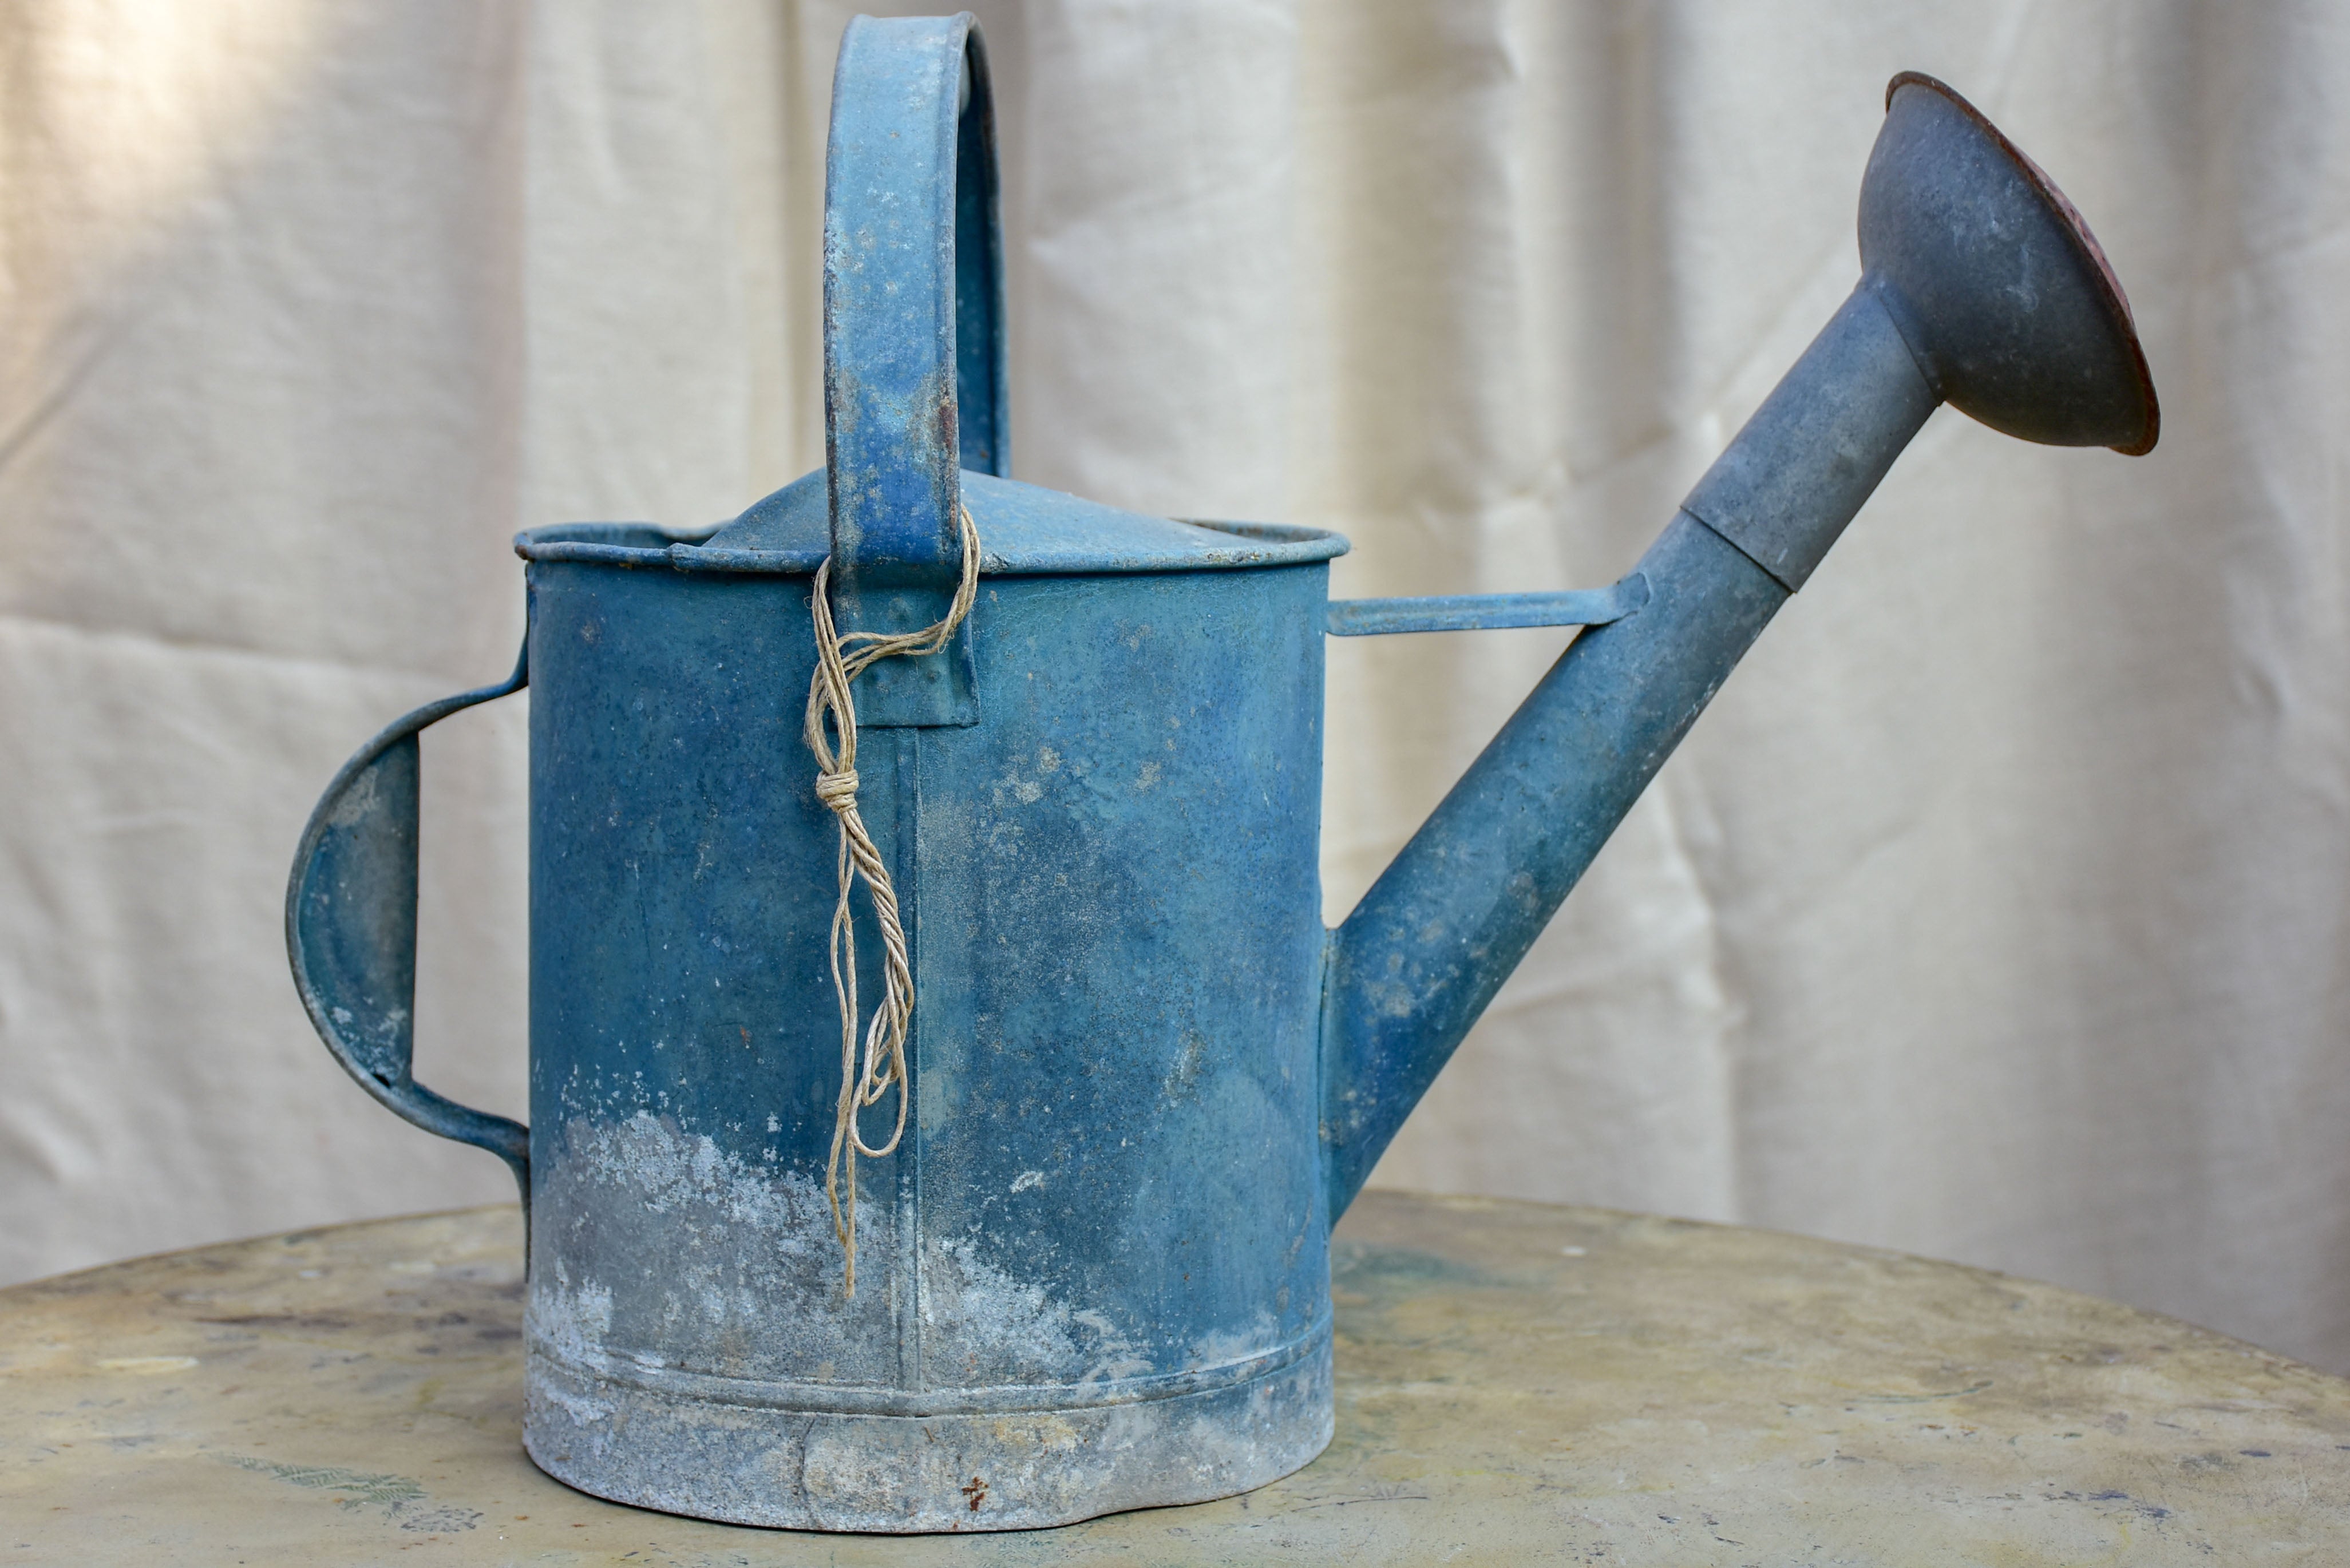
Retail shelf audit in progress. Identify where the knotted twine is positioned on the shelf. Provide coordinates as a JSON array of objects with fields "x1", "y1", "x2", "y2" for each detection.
[{"x1": 804, "y1": 503, "x2": 981, "y2": 1296}]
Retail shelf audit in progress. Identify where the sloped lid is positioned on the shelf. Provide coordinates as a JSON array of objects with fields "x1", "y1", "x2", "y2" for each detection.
[{"x1": 516, "y1": 469, "x2": 1347, "y2": 575}]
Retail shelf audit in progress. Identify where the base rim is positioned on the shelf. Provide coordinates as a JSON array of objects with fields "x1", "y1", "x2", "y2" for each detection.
[{"x1": 524, "y1": 1331, "x2": 1334, "y2": 1533}]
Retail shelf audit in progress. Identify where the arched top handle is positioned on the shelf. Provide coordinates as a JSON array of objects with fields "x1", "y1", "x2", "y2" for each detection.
[{"x1": 824, "y1": 12, "x2": 1008, "y2": 598}]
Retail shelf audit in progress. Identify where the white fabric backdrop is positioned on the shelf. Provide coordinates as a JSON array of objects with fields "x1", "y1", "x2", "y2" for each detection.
[{"x1": 5, "y1": 1, "x2": 2347, "y2": 1371}]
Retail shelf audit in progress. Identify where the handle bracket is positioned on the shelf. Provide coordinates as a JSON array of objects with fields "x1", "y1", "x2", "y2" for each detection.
[{"x1": 1325, "y1": 573, "x2": 1650, "y2": 636}]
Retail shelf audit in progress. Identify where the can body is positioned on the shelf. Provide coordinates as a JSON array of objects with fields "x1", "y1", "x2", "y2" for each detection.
[{"x1": 520, "y1": 555, "x2": 1334, "y2": 1530}]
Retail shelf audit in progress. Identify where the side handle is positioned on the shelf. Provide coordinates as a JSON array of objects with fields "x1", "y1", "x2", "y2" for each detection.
[{"x1": 286, "y1": 633, "x2": 530, "y2": 1205}]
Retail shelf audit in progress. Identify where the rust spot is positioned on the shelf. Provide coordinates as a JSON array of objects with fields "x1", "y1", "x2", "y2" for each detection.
[
  {"x1": 961, "y1": 1475, "x2": 987, "y2": 1512},
  {"x1": 933, "y1": 375, "x2": 958, "y2": 457}
]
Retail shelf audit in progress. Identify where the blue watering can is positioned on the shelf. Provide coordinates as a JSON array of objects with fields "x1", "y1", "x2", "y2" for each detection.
[{"x1": 288, "y1": 14, "x2": 2157, "y2": 1534}]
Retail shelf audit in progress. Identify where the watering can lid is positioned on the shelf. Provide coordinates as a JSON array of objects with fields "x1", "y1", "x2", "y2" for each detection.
[
  {"x1": 516, "y1": 468, "x2": 1347, "y2": 577},
  {"x1": 709, "y1": 468, "x2": 1343, "y2": 573}
]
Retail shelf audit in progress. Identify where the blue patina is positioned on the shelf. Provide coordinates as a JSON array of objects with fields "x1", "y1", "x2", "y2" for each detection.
[{"x1": 287, "y1": 18, "x2": 2157, "y2": 1535}]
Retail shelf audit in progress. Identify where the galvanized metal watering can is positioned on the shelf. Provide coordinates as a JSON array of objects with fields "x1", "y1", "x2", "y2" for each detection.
[{"x1": 288, "y1": 14, "x2": 2159, "y2": 1534}]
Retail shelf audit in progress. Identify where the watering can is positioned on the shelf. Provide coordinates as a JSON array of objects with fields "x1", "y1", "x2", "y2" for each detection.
[{"x1": 287, "y1": 14, "x2": 2158, "y2": 1534}]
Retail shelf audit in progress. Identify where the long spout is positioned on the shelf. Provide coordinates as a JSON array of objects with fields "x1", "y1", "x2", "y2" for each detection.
[{"x1": 1319, "y1": 73, "x2": 2159, "y2": 1218}]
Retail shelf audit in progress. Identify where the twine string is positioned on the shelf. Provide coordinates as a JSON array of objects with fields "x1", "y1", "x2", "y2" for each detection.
[{"x1": 804, "y1": 503, "x2": 981, "y2": 1296}]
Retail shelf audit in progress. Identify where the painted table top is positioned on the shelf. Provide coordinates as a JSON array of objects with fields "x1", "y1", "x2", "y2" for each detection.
[{"x1": 2, "y1": 1191, "x2": 2344, "y2": 1565}]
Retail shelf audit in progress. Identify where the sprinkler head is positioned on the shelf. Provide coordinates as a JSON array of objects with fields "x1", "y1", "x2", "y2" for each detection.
[{"x1": 1860, "y1": 72, "x2": 2159, "y2": 454}]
